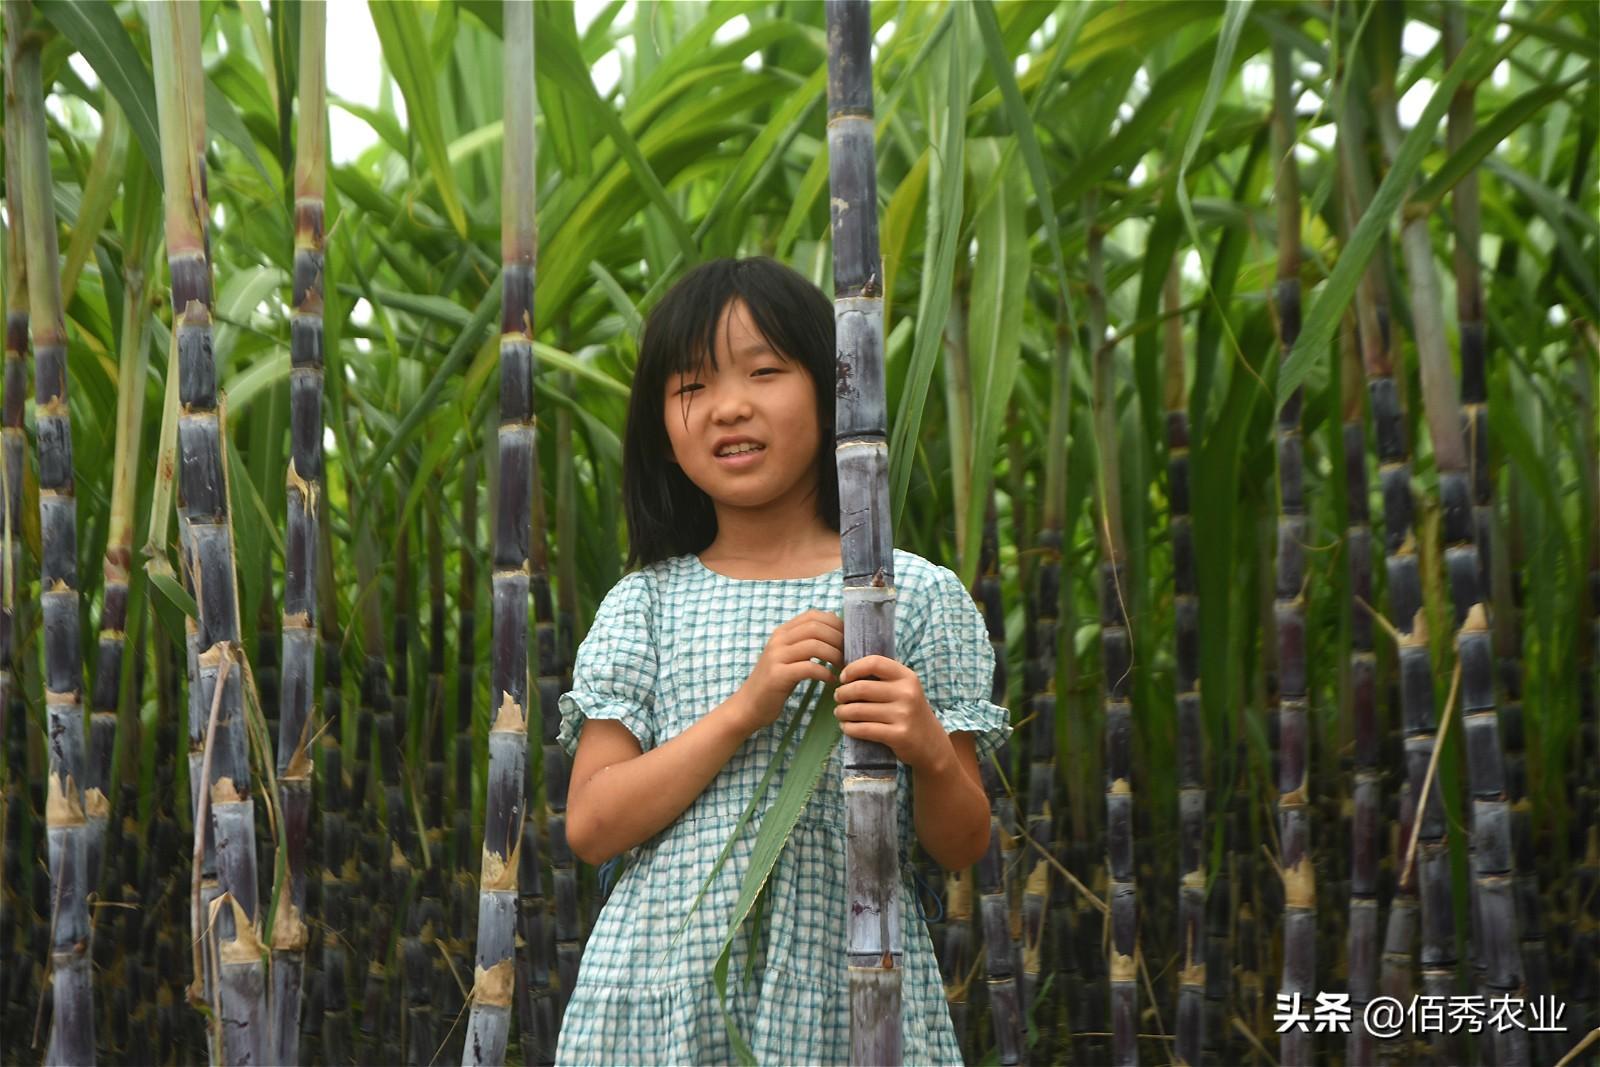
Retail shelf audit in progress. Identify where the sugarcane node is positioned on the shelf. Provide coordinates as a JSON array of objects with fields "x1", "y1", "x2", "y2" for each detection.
[
  {"x1": 1109, "y1": 950, "x2": 1137, "y2": 983},
  {"x1": 1463, "y1": 602, "x2": 1489, "y2": 633},
  {"x1": 480, "y1": 846, "x2": 517, "y2": 892},
  {"x1": 1282, "y1": 854, "x2": 1316, "y2": 908},
  {"x1": 1108, "y1": 777, "x2": 1132, "y2": 796},
  {"x1": 1401, "y1": 611, "x2": 1430, "y2": 647},
  {"x1": 43, "y1": 686, "x2": 78, "y2": 705},
  {"x1": 46, "y1": 771, "x2": 86, "y2": 824},
  {"x1": 472, "y1": 959, "x2": 516, "y2": 1008},
  {"x1": 490, "y1": 690, "x2": 525, "y2": 734},
  {"x1": 84, "y1": 785, "x2": 110, "y2": 820},
  {"x1": 218, "y1": 903, "x2": 266, "y2": 964},
  {"x1": 210, "y1": 777, "x2": 243, "y2": 804},
  {"x1": 270, "y1": 899, "x2": 308, "y2": 951}
]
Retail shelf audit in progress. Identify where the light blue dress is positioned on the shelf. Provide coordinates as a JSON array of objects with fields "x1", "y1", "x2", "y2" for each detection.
[{"x1": 553, "y1": 548, "x2": 1012, "y2": 1065}]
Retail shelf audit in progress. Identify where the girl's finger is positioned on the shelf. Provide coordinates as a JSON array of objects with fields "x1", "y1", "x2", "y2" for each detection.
[
  {"x1": 834, "y1": 702, "x2": 888, "y2": 722},
  {"x1": 834, "y1": 679, "x2": 895, "y2": 705},
  {"x1": 842, "y1": 654, "x2": 899, "y2": 682},
  {"x1": 786, "y1": 638, "x2": 844, "y2": 666}
]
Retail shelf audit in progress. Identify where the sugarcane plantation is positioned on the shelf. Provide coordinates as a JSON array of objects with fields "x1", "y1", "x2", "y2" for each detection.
[{"x1": 0, "y1": 1, "x2": 1596, "y2": 1066}]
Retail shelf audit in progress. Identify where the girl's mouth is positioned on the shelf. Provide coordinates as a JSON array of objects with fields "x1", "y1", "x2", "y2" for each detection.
[{"x1": 714, "y1": 445, "x2": 766, "y2": 468}]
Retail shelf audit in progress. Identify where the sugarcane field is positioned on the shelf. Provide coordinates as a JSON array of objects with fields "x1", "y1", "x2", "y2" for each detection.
[{"x1": 0, "y1": 0, "x2": 1597, "y2": 1064}]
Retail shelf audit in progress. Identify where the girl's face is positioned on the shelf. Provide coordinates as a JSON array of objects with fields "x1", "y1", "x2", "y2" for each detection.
[{"x1": 663, "y1": 298, "x2": 822, "y2": 513}]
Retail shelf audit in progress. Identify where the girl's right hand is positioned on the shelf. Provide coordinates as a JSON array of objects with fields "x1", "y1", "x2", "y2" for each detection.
[{"x1": 735, "y1": 610, "x2": 845, "y2": 731}]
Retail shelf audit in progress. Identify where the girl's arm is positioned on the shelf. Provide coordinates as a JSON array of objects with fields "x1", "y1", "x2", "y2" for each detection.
[
  {"x1": 912, "y1": 731, "x2": 990, "y2": 871},
  {"x1": 566, "y1": 691, "x2": 758, "y2": 866}
]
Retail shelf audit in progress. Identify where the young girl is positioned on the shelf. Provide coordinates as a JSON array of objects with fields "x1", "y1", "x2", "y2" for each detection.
[{"x1": 554, "y1": 257, "x2": 1011, "y2": 1065}]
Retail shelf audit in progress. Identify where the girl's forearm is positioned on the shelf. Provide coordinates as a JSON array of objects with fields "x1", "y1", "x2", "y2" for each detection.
[
  {"x1": 912, "y1": 736, "x2": 991, "y2": 871},
  {"x1": 568, "y1": 693, "x2": 756, "y2": 865}
]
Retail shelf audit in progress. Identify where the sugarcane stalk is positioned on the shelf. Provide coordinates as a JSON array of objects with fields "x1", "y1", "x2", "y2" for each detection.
[
  {"x1": 530, "y1": 457, "x2": 570, "y2": 1056},
  {"x1": 9, "y1": 3, "x2": 97, "y2": 1060},
  {"x1": 149, "y1": 1, "x2": 270, "y2": 1058},
  {"x1": 825, "y1": 1, "x2": 905, "y2": 1058},
  {"x1": 526, "y1": 344, "x2": 571, "y2": 1046},
  {"x1": 1020, "y1": 527, "x2": 1057, "y2": 1060},
  {"x1": 546, "y1": 355, "x2": 578, "y2": 1040},
  {"x1": 1, "y1": 0, "x2": 32, "y2": 1006},
  {"x1": 1270, "y1": 42, "x2": 1314, "y2": 1067},
  {"x1": 1163, "y1": 262, "x2": 1205, "y2": 1066},
  {"x1": 350, "y1": 513, "x2": 403, "y2": 1064},
  {"x1": 971, "y1": 498, "x2": 1023, "y2": 1065},
  {"x1": 464, "y1": 5, "x2": 536, "y2": 1061},
  {"x1": 1379, "y1": 782, "x2": 1419, "y2": 1063},
  {"x1": 1373, "y1": 39, "x2": 1529, "y2": 1067},
  {"x1": 447, "y1": 444, "x2": 479, "y2": 1066},
  {"x1": 1338, "y1": 308, "x2": 1382, "y2": 1066},
  {"x1": 269, "y1": 5, "x2": 325, "y2": 1060},
  {"x1": 1085, "y1": 193, "x2": 1137, "y2": 1067}
]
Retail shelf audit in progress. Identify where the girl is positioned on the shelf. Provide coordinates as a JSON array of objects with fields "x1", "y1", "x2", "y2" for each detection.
[{"x1": 554, "y1": 257, "x2": 1011, "y2": 1065}]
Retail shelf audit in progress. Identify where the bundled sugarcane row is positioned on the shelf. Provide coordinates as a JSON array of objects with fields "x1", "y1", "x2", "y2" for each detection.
[
  {"x1": 1373, "y1": 40, "x2": 1531, "y2": 1066},
  {"x1": 1335, "y1": 81, "x2": 1464, "y2": 1066},
  {"x1": 9, "y1": 4, "x2": 97, "y2": 1061},
  {"x1": 1269, "y1": 40, "x2": 1315, "y2": 1067},
  {"x1": 270, "y1": 7, "x2": 327, "y2": 1061},
  {"x1": 464, "y1": 4, "x2": 538, "y2": 1059},
  {"x1": 1162, "y1": 263, "x2": 1205, "y2": 1067},
  {"x1": 824, "y1": 0, "x2": 909, "y2": 1057},
  {"x1": 150, "y1": 1, "x2": 273, "y2": 1060}
]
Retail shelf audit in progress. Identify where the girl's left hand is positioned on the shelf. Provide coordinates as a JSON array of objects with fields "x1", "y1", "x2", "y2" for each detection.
[{"x1": 833, "y1": 655, "x2": 951, "y2": 773}]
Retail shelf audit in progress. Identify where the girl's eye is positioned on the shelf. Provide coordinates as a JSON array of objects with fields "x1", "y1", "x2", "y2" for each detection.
[
  {"x1": 753, "y1": 367, "x2": 778, "y2": 377},
  {"x1": 676, "y1": 382, "x2": 703, "y2": 394}
]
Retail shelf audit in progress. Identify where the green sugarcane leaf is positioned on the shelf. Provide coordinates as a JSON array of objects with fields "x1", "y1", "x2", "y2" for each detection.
[
  {"x1": 203, "y1": 77, "x2": 273, "y2": 187},
  {"x1": 221, "y1": 350, "x2": 287, "y2": 417},
  {"x1": 1410, "y1": 73, "x2": 1587, "y2": 214},
  {"x1": 587, "y1": 261, "x2": 642, "y2": 335},
  {"x1": 34, "y1": 0, "x2": 163, "y2": 186},
  {"x1": 368, "y1": 0, "x2": 469, "y2": 236},
  {"x1": 881, "y1": 146, "x2": 928, "y2": 332},
  {"x1": 891, "y1": 2, "x2": 969, "y2": 537},
  {"x1": 960, "y1": 138, "x2": 1029, "y2": 591},
  {"x1": 366, "y1": 275, "x2": 501, "y2": 477},
  {"x1": 141, "y1": 319, "x2": 181, "y2": 561},
  {"x1": 973, "y1": 0, "x2": 1069, "y2": 312},
  {"x1": 147, "y1": 566, "x2": 198, "y2": 621},
  {"x1": 330, "y1": 95, "x2": 408, "y2": 156},
  {"x1": 214, "y1": 265, "x2": 288, "y2": 374},
  {"x1": 712, "y1": 684, "x2": 841, "y2": 1064},
  {"x1": 534, "y1": 0, "x2": 592, "y2": 179},
  {"x1": 60, "y1": 99, "x2": 127, "y2": 308},
  {"x1": 1281, "y1": 13, "x2": 1503, "y2": 408},
  {"x1": 669, "y1": 681, "x2": 826, "y2": 949},
  {"x1": 335, "y1": 283, "x2": 470, "y2": 329},
  {"x1": 532, "y1": 0, "x2": 697, "y2": 266}
]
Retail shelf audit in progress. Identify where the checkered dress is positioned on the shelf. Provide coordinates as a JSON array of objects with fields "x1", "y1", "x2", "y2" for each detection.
[{"x1": 553, "y1": 548, "x2": 1013, "y2": 1066}]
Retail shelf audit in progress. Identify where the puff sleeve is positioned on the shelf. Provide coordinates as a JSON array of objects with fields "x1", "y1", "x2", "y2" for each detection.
[
  {"x1": 557, "y1": 571, "x2": 659, "y2": 759},
  {"x1": 907, "y1": 564, "x2": 1014, "y2": 764}
]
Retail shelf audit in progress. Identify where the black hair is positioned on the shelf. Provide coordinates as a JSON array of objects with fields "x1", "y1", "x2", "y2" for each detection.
[{"x1": 622, "y1": 257, "x2": 840, "y2": 569}]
